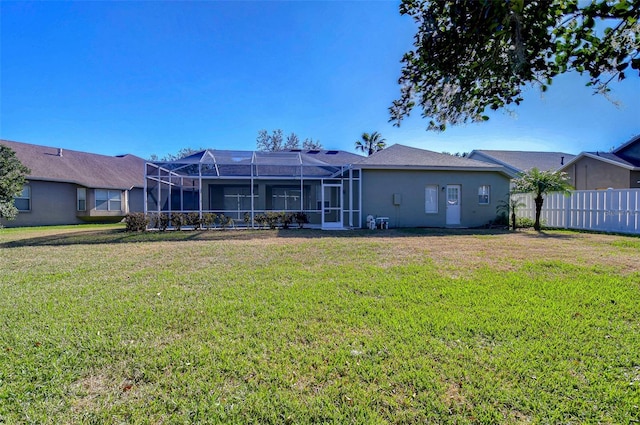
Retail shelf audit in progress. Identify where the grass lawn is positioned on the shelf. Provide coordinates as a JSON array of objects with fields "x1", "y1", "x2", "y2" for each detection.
[{"x1": 0, "y1": 225, "x2": 639, "y2": 424}]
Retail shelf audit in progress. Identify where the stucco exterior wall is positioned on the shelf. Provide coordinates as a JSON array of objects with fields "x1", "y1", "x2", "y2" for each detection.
[
  {"x1": 5, "y1": 180, "x2": 82, "y2": 227},
  {"x1": 360, "y1": 169, "x2": 510, "y2": 228},
  {"x1": 3, "y1": 182, "x2": 141, "y2": 228},
  {"x1": 565, "y1": 157, "x2": 631, "y2": 190}
]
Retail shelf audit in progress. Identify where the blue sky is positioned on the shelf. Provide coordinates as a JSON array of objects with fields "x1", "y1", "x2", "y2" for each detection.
[{"x1": 1, "y1": 1, "x2": 639, "y2": 159}]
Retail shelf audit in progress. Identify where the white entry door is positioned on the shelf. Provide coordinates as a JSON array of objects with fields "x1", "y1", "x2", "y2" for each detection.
[
  {"x1": 446, "y1": 185, "x2": 461, "y2": 226},
  {"x1": 321, "y1": 184, "x2": 343, "y2": 229}
]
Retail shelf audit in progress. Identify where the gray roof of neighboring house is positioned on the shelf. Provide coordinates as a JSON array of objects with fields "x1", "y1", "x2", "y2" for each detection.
[
  {"x1": 468, "y1": 150, "x2": 575, "y2": 174},
  {"x1": 1, "y1": 139, "x2": 145, "y2": 189},
  {"x1": 560, "y1": 135, "x2": 640, "y2": 170},
  {"x1": 585, "y1": 151, "x2": 639, "y2": 167},
  {"x1": 357, "y1": 144, "x2": 507, "y2": 172}
]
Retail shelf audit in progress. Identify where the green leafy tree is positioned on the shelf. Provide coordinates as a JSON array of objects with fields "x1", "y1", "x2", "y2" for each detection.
[
  {"x1": 355, "y1": 132, "x2": 386, "y2": 156},
  {"x1": 497, "y1": 193, "x2": 526, "y2": 231},
  {"x1": 391, "y1": 0, "x2": 640, "y2": 131},
  {"x1": 512, "y1": 167, "x2": 572, "y2": 231},
  {"x1": 0, "y1": 144, "x2": 30, "y2": 222}
]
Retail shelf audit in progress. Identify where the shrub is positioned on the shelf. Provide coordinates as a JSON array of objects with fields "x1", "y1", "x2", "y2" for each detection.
[
  {"x1": 152, "y1": 213, "x2": 170, "y2": 231},
  {"x1": 124, "y1": 213, "x2": 149, "y2": 232},
  {"x1": 218, "y1": 214, "x2": 234, "y2": 230},
  {"x1": 264, "y1": 212, "x2": 280, "y2": 229},
  {"x1": 516, "y1": 217, "x2": 536, "y2": 229},
  {"x1": 280, "y1": 212, "x2": 294, "y2": 229},
  {"x1": 186, "y1": 212, "x2": 201, "y2": 229},
  {"x1": 294, "y1": 212, "x2": 309, "y2": 229},
  {"x1": 171, "y1": 212, "x2": 186, "y2": 230},
  {"x1": 254, "y1": 214, "x2": 267, "y2": 229},
  {"x1": 202, "y1": 213, "x2": 217, "y2": 230}
]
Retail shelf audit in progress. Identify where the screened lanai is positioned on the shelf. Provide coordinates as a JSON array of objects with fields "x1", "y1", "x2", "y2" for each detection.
[{"x1": 144, "y1": 149, "x2": 362, "y2": 229}]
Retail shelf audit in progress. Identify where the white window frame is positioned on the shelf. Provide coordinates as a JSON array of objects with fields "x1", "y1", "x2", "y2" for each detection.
[
  {"x1": 77, "y1": 188, "x2": 87, "y2": 211},
  {"x1": 15, "y1": 185, "x2": 31, "y2": 212},
  {"x1": 425, "y1": 185, "x2": 438, "y2": 213},
  {"x1": 478, "y1": 185, "x2": 490, "y2": 205},
  {"x1": 95, "y1": 189, "x2": 122, "y2": 211}
]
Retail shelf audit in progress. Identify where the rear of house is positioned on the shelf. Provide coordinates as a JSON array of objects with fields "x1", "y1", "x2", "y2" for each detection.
[
  {"x1": 357, "y1": 145, "x2": 511, "y2": 228},
  {"x1": 1, "y1": 140, "x2": 145, "y2": 227}
]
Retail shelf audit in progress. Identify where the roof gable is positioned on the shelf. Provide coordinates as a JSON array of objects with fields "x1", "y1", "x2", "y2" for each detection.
[{"x1": 1, "y1": 140, "x2": 145, "y2": 189}]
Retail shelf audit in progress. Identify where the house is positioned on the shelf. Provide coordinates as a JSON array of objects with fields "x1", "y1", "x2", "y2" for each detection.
[
  {"x1": 467, "y1": 149, "x2": 575, "y2": 177},
  {"x1": 1, "y1": 140, "x2": 145, "y2": 227},
  {"x1": 559, "y1": 135, "x2": 640, "y2": 190},
  {"x1": 145, "y1": 144, "x2": 511, "y2": 229},
  {"x1": 356, "y1": 145, "x2": 511, "y2": 228}
]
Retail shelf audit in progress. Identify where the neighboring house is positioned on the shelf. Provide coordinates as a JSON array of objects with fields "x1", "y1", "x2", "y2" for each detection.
[
  {"x1": 468, "y1": 149, "x2": 575, "y2": 177},
  {"x1": 356, "y1": 144, "x2": 511, "y2": 228},
  {"x1": 559, "y1": 135, "x2": 640, "y2": 190},
  {"x1": 145, "y1": 144, "x2": 511, "y2": 229},
  {"x1": 1, "y1": 140, "x2": 145, "y2": 227}
]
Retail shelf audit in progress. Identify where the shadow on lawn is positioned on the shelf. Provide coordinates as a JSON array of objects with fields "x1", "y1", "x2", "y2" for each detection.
[{"x1": 0, "y1": 227, "x2": 522, "y2": 248}]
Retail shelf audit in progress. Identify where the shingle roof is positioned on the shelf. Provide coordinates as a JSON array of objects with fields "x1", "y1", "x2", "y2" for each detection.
[
  {"x1": 1, "y1": 139, "x2": 145, "y2": 189},
  {"x1": 357, "y1": 144, "x2": 504, "y2": 170},
  {"x1": 469, "y1": 150, "x2": 575, "y2": 173},
  {"x1": 586, "y1": 151, "x2": 639, "y2": 167}
]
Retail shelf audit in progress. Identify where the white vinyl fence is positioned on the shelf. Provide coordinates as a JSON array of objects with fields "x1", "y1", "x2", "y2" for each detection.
[{"x1": 517, "y1": 188, "x2": 640, "y2": 235}]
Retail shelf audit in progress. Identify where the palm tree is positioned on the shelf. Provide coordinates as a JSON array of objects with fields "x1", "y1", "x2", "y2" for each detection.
[
  {"x1": 355, "y1": 132, "x2": 386, "y2": 156},
  {"x1": 512, "y1": 168, "x2": 572, "y2": 231},
  {"x1": 497, "y1": 193, "x2": 526, "y2": 231}
]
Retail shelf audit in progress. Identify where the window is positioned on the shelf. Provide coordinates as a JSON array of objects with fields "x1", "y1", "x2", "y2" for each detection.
[
  {"x1": 425, "y1": 185, "x2": 438, "y2": 213},
  {"x1": 77, "y1": 188, "x2": 86, "y2": 211},
  {"x1": 95, "y1": 189, "x2": 122, "y2": 211},
  {"x1": 14, "y1": 185, "x2": 30, "y2": 211},
  {"x1": 478, "y1": 185, "x2": 490, "y2": 204},
  {"x1": 209, "y1": 185, "x2": 258, "y2": 211},
  {"x1": 271, "y1": 187, "x2": 301, "y2": 211}
]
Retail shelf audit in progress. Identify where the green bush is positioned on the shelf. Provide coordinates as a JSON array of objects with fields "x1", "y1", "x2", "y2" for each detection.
[
  {"x1": 254, "y1": 214, "x2": 267, "y2": 228},
  {"x1": 186, "y1": 212, "x2": 201, "y2": 229},
  {"x1": 218, "y1": 214, "x2": 234, "y2": 229},
  {"x1": 516, "y1": 217, "x2": 536, "y2": 229},
  {"x1": 294, "y1": 212, "x2": 309, "y2": 229},
  {"x1": 202, "y1": 213, "x2": 217, "y2": 230},
  {"x1": 171, "y1": 212, "x2": 186, "y2": 230},
  {"x1": 280, "y1": 212, "x2": 294, "y2": 229},
  {"x1": 124, "y1": 213, "x2": 149, "y2": 232},
  {"x1": 150, "y1": 213, "x2": 170, "y2": 231}
]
